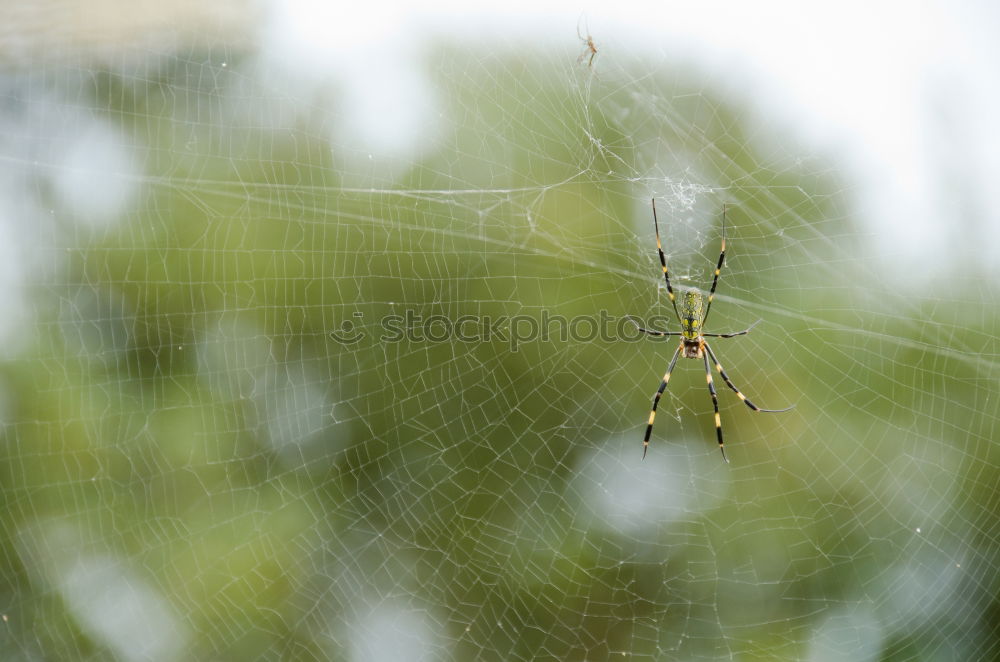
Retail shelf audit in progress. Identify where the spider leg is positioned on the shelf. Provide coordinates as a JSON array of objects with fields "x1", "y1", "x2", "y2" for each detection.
[
  {"x1": 702, "y1": 349, "x2": 728, "y2": 463},
  {"x1": 626, "y1": 316, "x2": 682, "y2": 337},
  {"x1": 702, "y1": 319, "x2": 762, "y2": 338},
  {"x1": 651, "y1": 199, "x2": 683, "y2": 324},
  {"x1": 642, "y1": 344, "x2": 682, "y2": 459},
  {"x1": 703, "y1": 341, "x2": 795, "y2": 413},
  {"x1": 635, "y1": 327, "x2": 683, "y2": 337},
  {"x1": 701, "y1": 205, "x2": 727, "y2": 327}
]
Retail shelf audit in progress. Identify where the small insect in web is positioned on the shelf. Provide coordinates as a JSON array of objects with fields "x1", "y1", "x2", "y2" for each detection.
[
  {"x1": 577, "y1": 16, "x2": 598, "y2": 68},
  {"x1": 629, "y1": 199, "x2": 794, "y2": 462}
]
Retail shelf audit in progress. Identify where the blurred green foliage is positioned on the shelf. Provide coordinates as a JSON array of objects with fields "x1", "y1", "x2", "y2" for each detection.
[{"x1": 0, "y1": 48, "x2": 997, "y2": 661}]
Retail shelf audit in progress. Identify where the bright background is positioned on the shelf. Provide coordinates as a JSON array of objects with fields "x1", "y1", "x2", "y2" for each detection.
[{"x1": 1, "y1": 2, "x2": 999, "y2": 660}]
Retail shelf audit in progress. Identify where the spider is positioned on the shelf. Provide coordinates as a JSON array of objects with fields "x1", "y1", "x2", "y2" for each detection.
[
  {"x1": 631, "y1": 199, "x2": 793, "y2": 462},
  {"x1": 577, "y1": 17, "x2": 598, "y2": 68}
]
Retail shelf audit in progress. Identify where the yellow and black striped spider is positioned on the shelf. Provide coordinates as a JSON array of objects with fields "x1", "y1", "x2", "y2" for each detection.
[{"x1": 631, "y1": 199, "x2": 793, "y2": 462}]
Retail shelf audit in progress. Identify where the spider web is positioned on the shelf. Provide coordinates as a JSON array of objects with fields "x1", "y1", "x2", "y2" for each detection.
[{"x1": 2, "y1": 5, "x2": 999, "y2": 661}]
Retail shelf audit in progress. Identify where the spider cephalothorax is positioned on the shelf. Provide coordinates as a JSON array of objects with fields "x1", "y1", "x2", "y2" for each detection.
[{"x1": 631, "y1": 199, "x2": 794, "y2": 462}]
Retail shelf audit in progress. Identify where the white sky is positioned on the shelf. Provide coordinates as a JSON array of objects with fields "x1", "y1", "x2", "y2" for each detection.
[{"x1": 261, "y1": 0, "x2": 1000, "y2": 282}]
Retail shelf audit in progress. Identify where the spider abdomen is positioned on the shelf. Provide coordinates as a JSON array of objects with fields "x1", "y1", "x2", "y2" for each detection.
[{"x1": 680, "y1": 289, "x2": 705, "y2": 341}]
